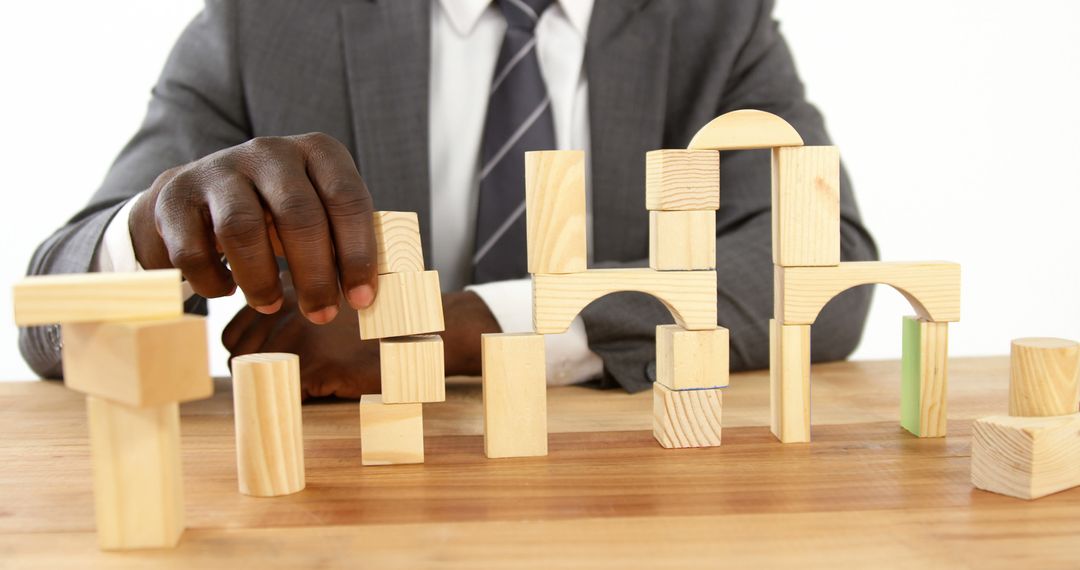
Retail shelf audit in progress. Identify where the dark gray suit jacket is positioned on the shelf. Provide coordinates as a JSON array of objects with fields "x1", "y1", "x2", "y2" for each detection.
[{"x1": 20, "y1": 0, "x2": 878, "y2": 392}]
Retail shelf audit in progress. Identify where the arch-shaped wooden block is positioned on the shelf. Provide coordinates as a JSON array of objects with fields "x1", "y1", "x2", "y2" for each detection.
[
  {"x1": 532, "y1": 269, "x2": 717, "y2": 334},
  {"x1": 775, "y1": 261, "x2": 961, "y2": 325},
  {"x1": 687, "y1": 109, "x2": 804, "y2": 151}
]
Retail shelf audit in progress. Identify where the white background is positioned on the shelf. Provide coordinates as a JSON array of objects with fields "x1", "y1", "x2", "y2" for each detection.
[{"x1": 1, "y1": 1, "x2": 1077, "y2": 380}]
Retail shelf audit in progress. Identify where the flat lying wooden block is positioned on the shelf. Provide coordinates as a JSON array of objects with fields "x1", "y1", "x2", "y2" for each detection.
[
  {"x1": 644, "y1": 150, "x2": 719, "y2": 211},
  {"x1": 532, "y1": 269, "x2": 717, "y2": 334},
  {"x1": 359, "y1": 395, "x2": 424, "y2": 466},
  {"x1": 525, "y1": 150, "x2": 588, "y2": 274},
  {"x1": 13, "y1": 269, "x2": 183, "y2": 326},
  {"x1": 373, "y1": 211, "x2": 424, "y2": 274},
  {"x1": 655, "y1": 325, "x2": 729, "y2": 390},
  {"x1": 358, "y1": 270, "x2": 444, "y2": 340},
  {"x1": 652, "y1": 383, "x2": 723, "y2": 449},
  {"x1": 62, "y1": 315, "x2": 212, "y2": 407},
  {"x1": 482, "y1": 333, "x2": 548, "y2": 458},
  {"x1": 687, "y1": 109, "x2": 804, "y2": 151},
  {"x1": 971, "y1": 413, "x2": 1080, "y2": 500},
  {"x1": 380, "y1": 335, "x2": 445, "y2": 404},
  {"x1": 901, "y1": 316, "x2": 949, "y2": 438},
  {"x1": 649, "y1": 211, "x2": 716, "y2": 270},
  {"x1": 1009, "y1": 337, "x2": 1080, "y2": 417},
  {"x1": 86, "y1": 396, "x2": 184, "y2": 550},
  {"x1": 231, "y1": 353, "x2": 305, "y2": 497},
  {"x1": 770, "y1": 319, "x2": 811, "y2": 443},
  {"x1": 771, "y1": 146, "x2": 840, "y2": 267},
  {"x1": 775, "y1": 261, "x2": 961, "y2": 325}
]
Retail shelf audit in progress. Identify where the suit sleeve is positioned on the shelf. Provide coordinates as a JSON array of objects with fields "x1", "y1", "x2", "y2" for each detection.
[
  {"x1": 580, "y1": 0, "x2": 879, "y2": 393},
  {"x1": 19, "y1": 0, "x2": 250, "y2": 378}
]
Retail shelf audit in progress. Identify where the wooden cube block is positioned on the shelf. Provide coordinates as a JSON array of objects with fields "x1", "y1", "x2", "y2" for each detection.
[
  {"x1": 771, "y1": 146, "x2": 840, "y2": 267},
  {"x1": 62, "y1": 315, "x2": 212, "y2": 407},
  {"x1": 649, "y1": 211, "x2": 716, "y2": 270},
  {"x1": 644, "y1": 150, "x2": 719, "y2": 211},
  {"x1": 687, "y1": 109, "x2": 804, "y2": 151},
  {"x1": 971, "y1": 413, "x2": 1080, "y2": 500},
  {"x1": 525, "y1": 150, "x2": 587, "y2": 274},
  {"x1": 652, "y1": 383, "x2": 723, "y2": 449},
  {"x1": 1009, "y1": 338, "x2": 1080, "y2": 417},
  {"x1": 13, "y1": 269, "x2": 183, "y2": 326},
  {"x1": 359, "y1": 395, "x2": 424, "y2": 466},
  {"x1": 770, "y1": 319, "x2": 811, "y2": 443},
  {"x1": 901, "y1": 316, "x2": 949, "y2": 438},
  {"x1": 86, "y1": 396, "x2": 184, "y2": 550},
  {"x1": 231, "y1": 353, "x2": 305, "y2": 497},
  {"x1": 358, "y1": 270, "x2": 444, "y2": 340},
  {"x1": 380, "y1": 335, "x2": 445, "y2": 403},
  {"x1": 373, "y1": 211, "x2": 424, "y2": 274},
  {"x1": 482, "y1": 333, "x2": 548, "y2": 458},
  {"x1": 655, "y1": 325, "x2": 729, "y2": 390}
]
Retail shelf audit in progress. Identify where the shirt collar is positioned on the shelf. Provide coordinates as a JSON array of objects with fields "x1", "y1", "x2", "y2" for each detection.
[{"x1": 438, "y1": 0, "x2": 594, "y2": 38}]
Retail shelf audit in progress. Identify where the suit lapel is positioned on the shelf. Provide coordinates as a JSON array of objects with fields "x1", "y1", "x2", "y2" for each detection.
[
  {"x1": 341, "y1": 0, "x2": 432, "y2": 251},
  {"x1": 586, "y1": 0, "x2": 672, "y2": 262}
]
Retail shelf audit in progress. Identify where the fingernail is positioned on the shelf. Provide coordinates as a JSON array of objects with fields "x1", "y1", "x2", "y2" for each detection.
[
  {"x1": 254, "y1": 297, "x2": 283, "y2": 314},
  {"x1": 306, "y1": 305, "x2": 339, "y2": 324},
  {"x1": 348, "y1": 284, "x2": 376, "y2": 309}
]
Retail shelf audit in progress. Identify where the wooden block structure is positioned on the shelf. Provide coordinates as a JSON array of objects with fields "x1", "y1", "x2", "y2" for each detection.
[
  {"x1": 655, "y1": 325, "x2": 729, "y2": 390},
  {"x1": 358, "y1": 270, "x2": 444, "y2": 340},
  {"x1": 649, "y1": 211, "x2": 716, "y2": 270},
  {"x1": 687, "y1": 109, "x2": 805, "y2": 151},
  {"x1": 1009, "y1": 338, "x2": 1080, "y2": 417},
  {"x1": 901, "y1": 316, "x2": 950, "y2": 438},
  {"x1": 12, "y1": 269, "x2": 184, "y2": 326},
  {"x1": 525, "y1": 150, "x2": 588, "y2": 274},
  {"x1": 380, "y1": 335, "x2": 446, "y2": 404},
  {"x1": 372, "y1": 211, "x2": 424, "y2": 274},
  {"x1": 482, "y1": 333, "x2": 548, "y2": 458},
  {"x1": 231, "y1": 353, "x2": 305, "y2": 497},
  {"x1": 771, "y1": 146, "x2": 840, "y2": 267},
  {"x1": 769, "y1": 319, "x2": 811, "y2": 443},
  {"x1": 971, "y1": 413, "x2": 1080, "y2": 500},
  {"x1": 653, "y1": 382, "x2": 723, "y2": 449},
  {"x1": 359, "y1": 395, "x2": 424, "y2": 466}
]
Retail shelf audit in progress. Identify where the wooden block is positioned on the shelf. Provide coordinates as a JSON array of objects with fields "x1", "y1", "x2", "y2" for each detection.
[
  {"x1": 86, "y1": 396, "x2": 184, "y2": 550},
  {"x1": 231, "y1": 353, "x2": 305, "y2": 497},
  {"x1": 525, "y1": 150, "x2": 588, "y2": 274},
  {"x1": 652, "y1": 383, "x2": 723, "y2": 449},
  {"x1": 900, "y1": 316, "x2": 949, "y2": 438},
  {"x1": 649, "y1": 211, "x2": 716, "y2": 270},
  {"x1": 359, "y1": 395, "x2": 424, "y2": 466},
  {"x1": 687, "y1": 109, "x2": 804, "y2": 151},
  {"x1": 771, "y1": 146, "x2": 840, "y2": 267},
  {"x1": 61, "y1": 315, "x2": 212, "y2": 407},
  {"x1": 380, "y1": 335, "x2": 445, "y2": 404},
  {"x1": 971, "y1": 413, "x2": 1080, "y2": 500},
  {"x1": 532, "y1": 269, "x2": 717, "y2": 334},
  {"x1": 372, "y1": 211, "x2": 424, "y2": 274},
  {"x1": 775, "y1": 261, "x2": 961, "y2": 325},
  {"x1": 655, "y1": 325, "x2": 729, "y2": 390},
  {"x1": 482, "y1": 333, "x2": 548, "y2": 458},
  {"x1": 357, "y1": 270, "x2": 444, "y2": 340},
  {"x1": 770, "y1": 319, "x2": 811, "y2": 443},
  {"x1": 644, "y1": 149, "x2": 719, "y2": 211},
  {"x1": 1009, "y1": 338, "x2": 1080, "y2": 417},
  {"x1": 13, "y1": 269, "x2": 183, "y2": 326}
]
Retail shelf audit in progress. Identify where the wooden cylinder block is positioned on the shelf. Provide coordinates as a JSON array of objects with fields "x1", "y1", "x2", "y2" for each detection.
[
  {"x1": 1009, "y1": 338, "x2": 1080, "y2": 417},
  {"x1": 231, "y1": 353, "x2": 305, "y2": 497}
]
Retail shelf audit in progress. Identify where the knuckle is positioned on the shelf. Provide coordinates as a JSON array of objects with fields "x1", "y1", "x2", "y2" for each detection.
[
  {"x1": 214, "y1": 208, "x2": 266, "y2": 243},
  {"x1": 169, "y1": 247, "x2": 216, "y2": 273},
  {"x1": 298, "y1": 132, "x2": 343, "y2": 153},
  {"x1": 242, "y1": 135, "x2": 291, "y2": 157}
]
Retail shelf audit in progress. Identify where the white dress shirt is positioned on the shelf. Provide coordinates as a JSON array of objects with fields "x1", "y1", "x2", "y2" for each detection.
[{"x1": 93, "y1": 0, "x2": 603, "y2": 386}]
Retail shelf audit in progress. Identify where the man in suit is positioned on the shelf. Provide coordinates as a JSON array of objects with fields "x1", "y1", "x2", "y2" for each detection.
[{"x1": 20, "y1": 0, "x2": 877, "y2": 399}]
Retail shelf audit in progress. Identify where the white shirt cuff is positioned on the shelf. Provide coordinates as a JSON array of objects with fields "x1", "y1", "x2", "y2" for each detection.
[{"x1": 467, "y1": 277, "x2": 603, "y2": 386}]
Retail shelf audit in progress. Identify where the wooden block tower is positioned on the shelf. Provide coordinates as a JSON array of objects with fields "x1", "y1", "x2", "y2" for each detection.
[
  {"x1": 357, "y1": 211, "x2": 446, "y2": 465},
  {"x1": 12, "y1": 269, "x2": 212, "y2": 550}
]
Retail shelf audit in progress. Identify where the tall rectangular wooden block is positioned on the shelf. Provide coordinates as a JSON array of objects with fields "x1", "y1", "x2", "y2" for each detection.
[
  {"x1": 231, "y1": 353, "x2": 305, "y2": 497},
  {"x1": 13, "y1": 269, "x2": 183, "y2": 326},
  {"x1": 482, "y1": 333, "x2": 548, "y2": 458},
  {"x1": 373, "y1": 211, "x2": 424, "y2": 274},
  {"x1": 652, "y1": 383, "x2": 723, "y2": 449},
  {"x1": 358, "y1": 270, "x2": 444, "y2": 340},
  {"x1": 359, "y1": 395, "x2": 424, "y2": 466},
  {"x1": 770, "y1": 319, "x2": 811, "y2": 443},
  {"x1": 771, "y1": 146, "x2": 840, "y2": 267},
  {"x1": 655, "y1": 325, "x2": 729, "y2": 390},
  {"x1": 649, "y1": 211, "x2": 716, "y2": 270},
  {"x1": 644, "y1": 149, "x2": 719, "y2": 211},
  {"x1": 1009, "y1": 338, "x2": 1080, "y2": 417},
  {"x1": 901, "y1": 316, "x2": 949, "y2": 438},
  {"x1": 971, "y1": 413, "x2": 1080, "y2": 500},
  {"x1": 524, "y1": 150, "x2": 587, "y2": 274},
  {"x1": 62, "y1": 315, "x2": 212, "y2": 407},
  {"x1": 380, "y1": 335, "x2": 445, "y2": 404},
  {"x1": 86, "y1": 396, "x2": 184, "y2": 550}
]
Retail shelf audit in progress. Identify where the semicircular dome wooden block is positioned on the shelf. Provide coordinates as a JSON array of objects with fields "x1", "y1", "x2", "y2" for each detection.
[
  {"x1": 687, "y1": 109, "x2": 804, "y2": 151},
  {"x1": 775, "y1": 261, "x2": 961, "y2": 325},
  {"x1": 1009, "y1": 337, "x2": 1080, "y2": 417}
]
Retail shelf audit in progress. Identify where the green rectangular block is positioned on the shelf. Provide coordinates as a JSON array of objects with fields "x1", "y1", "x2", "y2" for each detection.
[{"x1": 901, "y1": 315, "x2": 922, "y2": 436}]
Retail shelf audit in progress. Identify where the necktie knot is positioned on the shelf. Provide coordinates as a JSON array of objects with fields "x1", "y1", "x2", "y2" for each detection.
[{"x1": 498, "y1": 0, "x2": 555, "y2": 31}]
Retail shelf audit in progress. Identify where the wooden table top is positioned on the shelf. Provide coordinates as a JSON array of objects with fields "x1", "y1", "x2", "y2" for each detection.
[{"x1": 1, "y1": 356, "x2": 1078, "y2": 568}]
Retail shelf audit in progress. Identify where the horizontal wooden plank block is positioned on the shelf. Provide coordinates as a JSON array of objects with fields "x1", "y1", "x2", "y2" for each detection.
[
  {"x1": 13, "y1": 269, "x2": 183, "y2": 326},
  {"x1": 649, "y1": 211, "x2": 716, "y2": 270},
  {"x1": 359, "y1": 395, "x2": 424, "y2": 466},
  {"x1": 644, "y1": 150, "x2": 719, "y2": 211},
  {"x1": 687, "y1": 109, "x2": 804, "y2": 151},
  {"x1": 380, "y1": 335, "x2": 446, "y2": 404},
  {"x1": 652, "y1": 383, "x2": 723, "y2": 448},
  {"x1": 231, "y1": 353, "x2": 305, "y2": 498},
  {"x1": 1009, "y1": 337, "x2": 1080, "y2": 417},
  {"x1": 655, "y1": 325, "x2": 729, "y2": 390},
  {"x1": 771, "y1": 146, "x2": 841, "y2": 267},
  {"x1": 372, "y1": 211, "x2": 424, "y2": 274},
  {"x1": 482, "y1": 333, "x2": 548, "y2": 458},
  {"x1": 358, "y1": 271, "x2": 445, "y2": 340},
  {"x1": 971, "y1": 413, "x2": 1080, "y2": 500}
]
